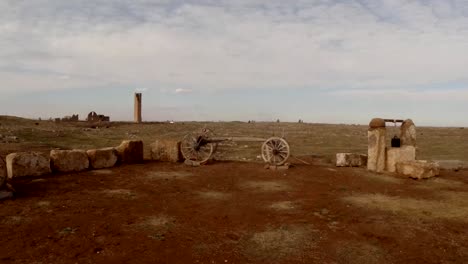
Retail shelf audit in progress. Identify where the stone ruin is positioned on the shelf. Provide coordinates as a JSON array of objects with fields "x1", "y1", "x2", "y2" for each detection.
[
  {"x1": 55, "y1": 114, "x2": 79, "y2": 122},
  {"x1": 367, "y1": 118, "x2": 439, "y2": 179},
  {"x1": 87, "y1": 111, "x2": 110, "y2": 122}
]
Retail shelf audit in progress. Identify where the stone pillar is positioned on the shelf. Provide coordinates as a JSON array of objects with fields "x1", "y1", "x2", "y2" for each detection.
[
  {"x1": 400, "y1": 119, "x2": 416, "y2": 147},
  {"x1": 134, "y1": 93, "x2": 142, "y2": 123},
  {"x1": 368, "y1": 118, "x2": 386, "y2": 172}
]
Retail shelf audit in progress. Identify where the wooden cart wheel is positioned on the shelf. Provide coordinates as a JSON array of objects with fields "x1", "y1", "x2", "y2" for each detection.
[
  {"x1": 180, "y1": 129, "x2": 216, "y2": 163},
  {"x1": 261, "y1": 137, "x2": 290, "y2": 165}
]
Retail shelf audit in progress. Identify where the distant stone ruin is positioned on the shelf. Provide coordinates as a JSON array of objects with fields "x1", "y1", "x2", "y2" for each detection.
[
  {"x1": 87, "y1": 111, "x2": 110, "y2": 122},
  {"x1": 134, "y1": 93, "x2": 142, "y2": 123},
  {"x1": 55, "y1": 114, "x2": 79, "y2": 123}
]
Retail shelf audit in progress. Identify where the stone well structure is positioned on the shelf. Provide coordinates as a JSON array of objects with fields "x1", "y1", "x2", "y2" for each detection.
[{"x1": 367, "y1": 118, "x2": 418, "y2": 174}]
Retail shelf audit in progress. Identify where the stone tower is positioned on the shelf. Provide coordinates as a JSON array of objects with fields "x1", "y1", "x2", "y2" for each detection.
[{"x1": 134, "y1": 93, "x2": 142, "y2": 123}]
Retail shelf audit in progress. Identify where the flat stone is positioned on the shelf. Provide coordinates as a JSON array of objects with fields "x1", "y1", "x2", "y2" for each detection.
[
  {"x1": 87, "y1": 148, "x2": 118, "y2": 169},
  {"x1": 386, "y1": 146, "x2": 416, "y2": 173},
  {"x1": 6, "y1": 152, "x2": 51, "y2": 178},
  {"x1": 116, "y1": 140, "x2": 144, "y2": 164},
  {"x1": 50, "y1": 149, "x2": 89, "y2": 172},
  {"x1": 396, "y1": 160, "x2": 440, "y2": 179},
  {"x1": 336, "y1": 153, "x2": 367, "y2": 167},
  {"x1": 150, "y1": 139, "x2": 182, "y2": 162}
]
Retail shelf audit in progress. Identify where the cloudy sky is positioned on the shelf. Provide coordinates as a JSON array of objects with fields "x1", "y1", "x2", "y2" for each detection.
[{"x1": 1, "y1": 0, "x2": 467, "y2": 126}]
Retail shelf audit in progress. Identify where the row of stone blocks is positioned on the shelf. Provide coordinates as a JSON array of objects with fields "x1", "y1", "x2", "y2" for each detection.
[
  {"x1": 0, "y1": 139, "x2": 184, "y2": 186},
  {"x1": 2, "y1": 140, "x2": 144, "y2": 181}
]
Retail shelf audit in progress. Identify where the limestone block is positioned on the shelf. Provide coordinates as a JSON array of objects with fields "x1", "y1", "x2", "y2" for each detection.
[
  {"x1": 400, "y1": 119, "x2": 416, "y2": 146},
  {"x1": 386, "y1": 146, "x2": 416, "y2": 173},
  {"x1": 396, "y1": 160, "x2": 440, "y2": 179},
  {"x1": 368, "y1": 127, "x2": 386, "y2": 172},
  {"x1": 6, "y1": 152, "x2": 51, "y2": 178},
  {"x1": 50, "y1": 149, "x2": 89, "y2": 172},
  {"x1": 150, "y1": 140, "x2": 182, "y2": 163},
  {"x1": 0, "y1": 157, "x2": 7, "y2": 188},
  {"x1": 87, "y1": 147, "x2": 118, "y2": 169},
  {"x1": 116, "y1": 140, "x2": 144, "y2": 163},
  {"x1": 336, "y1": 153, "x2": 367, "y2": 167}
]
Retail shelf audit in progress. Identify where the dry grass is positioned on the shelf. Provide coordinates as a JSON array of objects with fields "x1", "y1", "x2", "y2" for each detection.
[
  {"x1": 335, "y1": 241, "x2": 389, "y2": 264},
  {"x1": 413, "y1": 178, "x2": 465, "y2": 190},
  {"x1": 269, "y1": 201, "x2": 297, "y2": 211},
  {"x1": 344, "y1": 191, "x2": 468, "y2": 222},
  {"x1": 240, "y1": 180, "x2": 291, "y2": 192},
  {"x1": 133, "y1": 215, "x2": 175, "y2": 241},
  {"x1": 358, "y1": 171, "x2": 405, "y2": 184},
  {"x1": 101, "y1": 189, "x2": 137, "y2": 199},
  {"x1": 197, "y1": 191, "x2": 231, "y2": 200},
  {"x1": 1, "y1": 116, "x2": 467, "y2": 162},
  {"x1": 145, "y1": 171, "x2": 193, "y2": 180},
  {"x1": 243, "y1": 225, "x2": 319, "y2": 261},
  {"x1": 91, "y1": 169, "x2": 113, "y2": 175}
]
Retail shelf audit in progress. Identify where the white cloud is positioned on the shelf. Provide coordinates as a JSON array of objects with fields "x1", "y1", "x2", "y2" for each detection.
[
  {"x1": 135, "y1": 87, "x2": 148, "y2": 92},
  {"x1": 1, "y1": 0, "x2": 468, "y2": 96},
  {"x1": 174, "y1": 88, "x2": 193, "y2": 94}
]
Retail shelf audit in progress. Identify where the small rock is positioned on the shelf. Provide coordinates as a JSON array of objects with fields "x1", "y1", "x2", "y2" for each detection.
[{"x1": 184, "y1": 159, "x2": 201, "y2": 167}]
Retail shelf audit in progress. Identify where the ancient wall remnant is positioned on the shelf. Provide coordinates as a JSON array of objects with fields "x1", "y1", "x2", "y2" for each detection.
[
  {"x1": 87, "y1": 111, "x2": 110, "y2": 122},
  {"x1": 55, "y1": 114, "x2": 79, "y2": 122},
  {"x1": 134, "y1": 93, "x2": 142, "y2": 123}
]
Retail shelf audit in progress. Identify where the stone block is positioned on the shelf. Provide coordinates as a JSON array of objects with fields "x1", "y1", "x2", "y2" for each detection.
[
  {"x1": 396, "y1": 160, "x2": 440, "y2": 179},
  {"x1": 6, "y1": 152, "x2": 51, "y2": 178},
  {"x1": 50, "y1": 149, "x2": 89, "y2": 172},
  {"x1": 87, "y1": 147, "x2": 118, "y2": 169},
  {"x1": 386, "y1": 146, "x2": 416, "y2": 172},
  {"x1": 116, "y1": 140, "x2": 144, "y2": 163},
  {"x1": 368, "y1": 127, "x2": 386, "y2": 172},
  {"x1": 336, "y1": 153, "x2": 367, "y2": 167},
  {"x1": 150, "y1": 140, "x2": 182, "y2": 162}
]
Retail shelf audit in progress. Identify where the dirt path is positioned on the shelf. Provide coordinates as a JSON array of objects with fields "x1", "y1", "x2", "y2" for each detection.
[{"x1": 1, "y1": 159, "x2": 468, "y2": 263}]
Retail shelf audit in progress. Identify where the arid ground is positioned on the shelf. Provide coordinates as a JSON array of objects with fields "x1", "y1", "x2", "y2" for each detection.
[{"x1": 1, "y1": 116, "x2": 467, "y2": 263}]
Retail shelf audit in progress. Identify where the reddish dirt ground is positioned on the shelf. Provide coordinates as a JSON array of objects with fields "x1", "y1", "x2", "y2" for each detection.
[{"x1": 1, "y1": 158, "x2": 468, "y2": 263}]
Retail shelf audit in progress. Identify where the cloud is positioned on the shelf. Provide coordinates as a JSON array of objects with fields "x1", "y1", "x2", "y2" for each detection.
[
  {"x1": 174, "y1": 88, "x2": 193, "y2": 94},
  {"x1": 1, "y1": 0, "x2": 468, "y2": 96},
  {"x1": 135, "y1": 87, "x2": 148, "y2": 92},
  {"x1": 328, "y1": 88, "x2": 468, "y2": 102}
]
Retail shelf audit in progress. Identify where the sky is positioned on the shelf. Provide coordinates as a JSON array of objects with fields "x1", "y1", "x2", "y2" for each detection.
[{"x1": 0, "y1": 0, "x2": 467, "y2": 126}]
